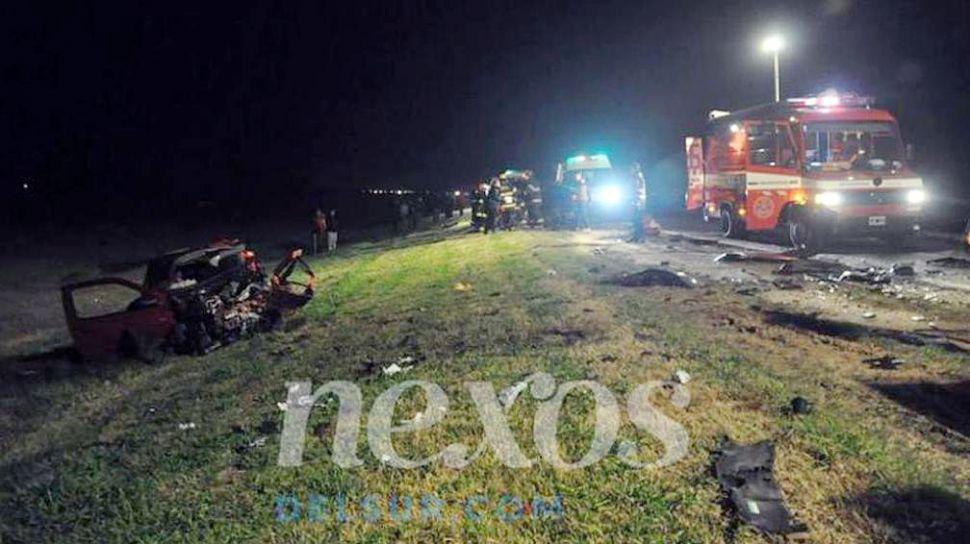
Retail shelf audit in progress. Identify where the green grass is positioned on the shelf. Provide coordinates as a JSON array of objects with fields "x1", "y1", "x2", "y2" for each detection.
[{"x1": 1, "y1": 225, "x2": 968, "y2": 543}]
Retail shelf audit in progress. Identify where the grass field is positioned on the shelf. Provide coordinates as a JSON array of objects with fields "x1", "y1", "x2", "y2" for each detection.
[{"x1": 1, "y1": 225, "x2": 968, "y2": 542}]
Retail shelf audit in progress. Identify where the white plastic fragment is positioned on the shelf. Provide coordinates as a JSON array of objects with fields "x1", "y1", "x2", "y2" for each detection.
[{"x1": 382, "y1": 363, "x2": 412, "y2": 376}]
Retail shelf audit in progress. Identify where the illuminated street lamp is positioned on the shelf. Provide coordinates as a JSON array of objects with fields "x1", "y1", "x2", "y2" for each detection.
[{"x1": 761, "y1": 35, "x2": 785, "y2": 102}]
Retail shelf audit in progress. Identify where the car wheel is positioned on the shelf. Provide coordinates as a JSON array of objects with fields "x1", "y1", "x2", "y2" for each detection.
[{"x1": 119, "y1": 331, "x2": 165, "y2": 365}]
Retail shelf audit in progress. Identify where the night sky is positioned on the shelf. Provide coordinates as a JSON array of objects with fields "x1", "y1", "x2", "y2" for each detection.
[{"x1": 2, "y1": 0, "x2": 968, "y2": 224}]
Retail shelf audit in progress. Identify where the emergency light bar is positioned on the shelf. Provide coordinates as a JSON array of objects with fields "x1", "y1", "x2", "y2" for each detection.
[
  {"x1": 787, "y1": 92, "x2": 874, "y2": 109},
  {"x1": 565, "y1": 154, "x2": 612, "y2": 171}
]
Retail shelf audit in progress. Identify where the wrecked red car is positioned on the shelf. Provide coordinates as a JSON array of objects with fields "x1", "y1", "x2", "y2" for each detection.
[{"x1": 61, "y1": 240, "x2": 315, "y2": 361}]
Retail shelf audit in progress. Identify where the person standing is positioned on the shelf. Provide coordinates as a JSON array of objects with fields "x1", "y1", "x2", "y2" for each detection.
[
  {"x1": 312, "y1": 208, "x2": 327, "y2": 255},
  {"x1": 631, "y1": 163, "x2": 647, "y2": 242},
  {"x1": 574, "y1": 175, "x2": 590, "y2": 231},
  {"x1": 399, "y1": 199, "x2": 411, "y2": 232},
  {"x1": 485, "y1": 178, "x2": 502, "y2": 234},
  {"x1": 471, "y1": 182, "x2": 488, "y2": 231},
  {"x1": 326, "y1": 209, "x2": 339, "y2": 252}
]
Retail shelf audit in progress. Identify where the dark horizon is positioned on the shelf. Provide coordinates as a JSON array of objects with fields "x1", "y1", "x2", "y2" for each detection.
[{"x1": 3, "y1": 0, "x2": 969, "y2": 226}]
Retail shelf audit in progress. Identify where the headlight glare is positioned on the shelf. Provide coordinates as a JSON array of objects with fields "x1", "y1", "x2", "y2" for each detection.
[
  {"x1": 814, "y1": 191, "x2": 843, "y2": 207},
  {"x1": 906, "y1": 189, "x2": 927, "y2": 204}
]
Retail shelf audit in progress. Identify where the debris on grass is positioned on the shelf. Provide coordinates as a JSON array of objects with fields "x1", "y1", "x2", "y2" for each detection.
[
  {"x1": 789, "y1": 396, "x2": 812, "y2": 415},
  {"x1": 498, "y1": 380, "x2": 529, "y2": 408},
  {"x1": 714, "y1": 440, "x2": 807, "y2": 536},
  {"x1": 835, "y1": 269, "x2": 891, "y2": 285},
  {"x1": 612, "y1": 268, "x2": 695, "y2": 288},
  {"x1": 715, "y1": 252, "x2": 746, "y2": 263},
  {"x1": 862, "y1": 311, "x2": 876, "y2": 319},
  {"x1": 453, "y1": 282, "x2": 473, "y2": 292},
  {"x1": 911, "y1": 315, "x2": 927, "y2": 322},
  {"x1": 399, "y1": 411, "x2": 424, "y2": 425},
  {"x1": 772, "y1": 278, "x2": 803, "y2": 290},
  {"x1": 890, "y1": 263, "x2": 916, "y2": 277},
  {"x1": 276, "y1": 402, "x2": 288, "y2": 411},
  {"x1": 246, "y1": 436, "x2": 268, "y2": 449},
  {"x1": 671, "y1": 370, "x2": 691, "y2": 384},
  {"x1": 546, "y1": 269, "x2": 558, "y2": 276},
  {"x1": 177, "y1": 422, "x2": 196, "y2": 431},
  {"x1": 382, "y1": 362, "x2": 413, "y2": 376},
  {"x1": 864, "y1": 355, "x2": 905, "y2": 370},
  {"x1": 928, "y1": 256, "x2": 970, "y2": 269}
]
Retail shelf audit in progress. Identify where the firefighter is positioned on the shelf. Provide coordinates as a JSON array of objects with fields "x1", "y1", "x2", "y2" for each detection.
[
  {"x1": 498, "y1": 179, "x2": 518, "y2": 230},
  {"x1": 484, "y1": 178, "x2": 502, "y2": 234},
  {"x1": 964, "y1": 218, "x2": 970, "y2": 252},
  {"x1": 631, "y1": 163, "x2": 647, "y2": 242},
  {"x1": 573, "y1": 174, "x2": 590, "y2": 230},
  {"x1": 523, "y1": 181, "x2": 541, "y2": 226},
  {"x1": 471, "y1": 182, "x2": 488, "y2": 231},
  {"x1": 312, "y1": 208, "x2": 327, "y2": 255}
]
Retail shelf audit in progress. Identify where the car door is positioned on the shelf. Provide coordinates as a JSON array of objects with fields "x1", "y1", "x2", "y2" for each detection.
[{"x1": 61, "y1": 278, "x2": 176, "y2": 360}]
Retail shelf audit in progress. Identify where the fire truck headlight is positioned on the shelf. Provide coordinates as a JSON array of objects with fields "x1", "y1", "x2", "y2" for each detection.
[
  {"x1": 814, "y1": 191, "x2": 843, "y2": 207},
  {"x1": 906, "y1": 189, "x2": 927, "y2": 204},
  {"x1": 593, "y1": 185, "x2": 623, "y2": 206}
]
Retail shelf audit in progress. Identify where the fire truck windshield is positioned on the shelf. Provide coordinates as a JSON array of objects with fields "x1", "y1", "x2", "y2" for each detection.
[{"x1": 803, "y1": 121, "x2": 903, "y2": 173}]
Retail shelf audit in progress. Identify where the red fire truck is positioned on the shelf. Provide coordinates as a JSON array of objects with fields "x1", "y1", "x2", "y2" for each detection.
[{"x1": 685, "y1": 92, "x2": 926, "y2": 250}]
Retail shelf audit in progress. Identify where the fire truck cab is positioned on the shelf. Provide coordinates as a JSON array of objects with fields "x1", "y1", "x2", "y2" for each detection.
[{"x1": 685, "y1": 92, "x2": 926, "y2": 251}]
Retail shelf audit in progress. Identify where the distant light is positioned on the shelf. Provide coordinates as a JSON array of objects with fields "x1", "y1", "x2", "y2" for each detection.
[
  {"x1": 761, "y1": 35, "x2": 785, "y2": 54},
  {"x1": 22, "y1": 183, "x2": 29, "y2": 190},
  {"x1": 453, "y1": 190, "x2": 460, "y2": 196},
  {"x1": 729, "y1": 123, "x2": 740, "y2": 133},
  {"x1": 574, "y1": 155, "x2": 587, "y2": 162}
]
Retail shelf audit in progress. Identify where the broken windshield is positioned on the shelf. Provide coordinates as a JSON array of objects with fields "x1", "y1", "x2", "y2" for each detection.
[{"x1": 803, "y1": 121, "x2": 903, "y2": 172}]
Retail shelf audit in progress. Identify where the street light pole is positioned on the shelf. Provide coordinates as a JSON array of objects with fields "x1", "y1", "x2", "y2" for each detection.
[
  {"x1": 761, "y1": 34, "x2": 784, "y2": 102},
  {"x1": 772, "y1": 50, "x2": 780, "y2": 102}
]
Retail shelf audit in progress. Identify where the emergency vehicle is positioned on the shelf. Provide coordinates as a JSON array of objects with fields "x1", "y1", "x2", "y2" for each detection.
[
  {"x1": 551, "y1": 154, "x2": 646, "y2": 224},
  {"x1": 685, "y1": 92, "x2": 926, "y2": 250}
]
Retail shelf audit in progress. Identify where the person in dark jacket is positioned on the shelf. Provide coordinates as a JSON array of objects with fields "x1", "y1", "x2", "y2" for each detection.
[
  {"x1": 484, "y1": 178, "x2": 502, "y2": 234},
  {"x1": 312, "y1": 208, "x2": 327, "y2": 255}
]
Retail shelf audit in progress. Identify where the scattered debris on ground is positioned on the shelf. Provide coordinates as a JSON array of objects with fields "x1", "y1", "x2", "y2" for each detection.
[
  {"x1": 671, "y1": 369, "x2": 691, "y2": 384},
  {"x1": 864, "y1": 355, "x2": 906, "y2": 370},
  {"x1": 715, "y1": 252, "x2": 746, "y2": 263},
  {"x1": 928, "y1": 257, "x2": 970, "y2": 269},
  {"x1": 771, "y1": 278, "x2": 803, "y2": 290},
  {"x1": 789, "y1": 396, "x2": 812, "y2": 415},
  {"x1": 715, "y1": 250, "x2": 798, "y2": 264},
  {"x1": 714, "y1": 440, "x2": 808, "y2": 536},
  {"x1": 498, "y1": 380, "x2": 529, "y2": 408},
  {"x1": 382, "y1": 362, "x2": 413, "y2": 376},
  {"x1": 611, "y1": 268, "x2": 695, "y2": 288},
  {"x1": 177, "y1": 422, "x2": 196, "y2": 431},
  {"x1": 453, "y1": 282, "x2": 473, "y2": 292}
]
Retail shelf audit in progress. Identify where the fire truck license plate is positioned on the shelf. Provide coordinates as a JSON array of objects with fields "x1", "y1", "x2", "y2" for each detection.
[{"x1": 868, "y1": 216, "x2": 887, "y2": 227}]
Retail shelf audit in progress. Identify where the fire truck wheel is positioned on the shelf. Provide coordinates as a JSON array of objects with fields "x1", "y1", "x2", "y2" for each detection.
[
  {"x1": 720, "y1": 206, "x2": 746, "y2": 239},
  {"x1": 789, "y1": 212, "x2": 824, "y2": 254}
]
